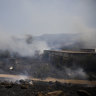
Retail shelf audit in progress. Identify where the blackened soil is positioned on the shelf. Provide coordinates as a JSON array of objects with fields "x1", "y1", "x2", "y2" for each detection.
[{"x1": 0, "y1": 81, "x2": 96, "y2": 96}]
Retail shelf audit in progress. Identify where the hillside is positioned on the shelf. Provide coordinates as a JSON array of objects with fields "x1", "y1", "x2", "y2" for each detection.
[{"x1": 35, "y1": 33, "x2": 79, "y2": 49}]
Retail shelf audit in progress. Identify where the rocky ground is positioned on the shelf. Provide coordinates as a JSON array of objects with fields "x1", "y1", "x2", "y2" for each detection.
[{"x1": 0, "y1": 80, "x2": 96, "y2": 96}]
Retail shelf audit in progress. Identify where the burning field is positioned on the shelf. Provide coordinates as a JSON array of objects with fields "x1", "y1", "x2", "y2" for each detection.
[
  {"x1": 0, "y1": 75, "x2": 96, "y2": 96},
  {"x1": 0, "y1": 34, "x2": 96, "y2": 96},
  {"x1": 0, "y1": 48, "x2": 96, "y2": 96},
  {"x1": 0, "y1": 74, "x2": 96, "y2": 85},
  {"x1": 0, "y1": 0, "x2": 96, "y2": 95}
]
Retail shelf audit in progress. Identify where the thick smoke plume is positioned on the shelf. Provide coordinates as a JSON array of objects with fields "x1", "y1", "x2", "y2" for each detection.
[
  {"x1": 75, "y1": 20, "x2": 96, "y2": 49},
  {"x1": 0, "y1": 32, "x2": 49, "y2": 57}
]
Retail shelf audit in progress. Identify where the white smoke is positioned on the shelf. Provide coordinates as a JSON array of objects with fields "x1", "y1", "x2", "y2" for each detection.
[
  {"x1": 80, "y1": 29, "x2": 96, "y2": 48},
  {"x1": 0, "y1": 32, "x2": 49, "y2": 57},
  {"x1": 72, "y1": 18, "x2": 96, "y2": 49},
  {"x1": 64, "y1": 67, "x2": 88, "y2": 80}
]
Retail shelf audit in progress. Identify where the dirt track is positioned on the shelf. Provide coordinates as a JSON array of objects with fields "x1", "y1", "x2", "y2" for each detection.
[
  {"x1": 0, "y1": 74, "x2": 96, "y2": 85},
  {"x1": 0, "y1": 78, "x2": 96, "y2": 96},
  {"x1": 0, "y1": 74, "x2": 96, "y2": 96}
]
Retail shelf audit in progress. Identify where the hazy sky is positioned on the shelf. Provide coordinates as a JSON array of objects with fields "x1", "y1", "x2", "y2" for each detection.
[{"x1": 0, "y1": 0, "x2": 96, "y2": 36}]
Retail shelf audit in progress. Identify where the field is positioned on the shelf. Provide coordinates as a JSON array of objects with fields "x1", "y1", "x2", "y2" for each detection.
[{"x1": 0, "y1": 79, "x2": 96, "y2": 96}]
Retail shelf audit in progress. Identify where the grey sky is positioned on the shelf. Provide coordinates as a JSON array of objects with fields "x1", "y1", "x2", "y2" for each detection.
[{"x1": 0, "y1": 0, "x2": 96, "y2": 36}]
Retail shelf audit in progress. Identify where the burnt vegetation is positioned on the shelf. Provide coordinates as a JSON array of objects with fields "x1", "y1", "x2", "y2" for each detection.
[
  {"x1": 0, "y1": 49, "x2": 96, "y2": 80},
  {"x1": 0, "y1": 80, "x2": 95, "y2": 96}
]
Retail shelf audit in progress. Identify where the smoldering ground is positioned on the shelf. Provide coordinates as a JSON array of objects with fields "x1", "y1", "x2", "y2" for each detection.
[
  {"x1": 0, "y1": 22, "x2": 96, "y2": 81},
  {"x1": 0, "y1": 32, "x2": 92, "y2": 81},
  {"x1": 0, "y1": 56, "x2": 88, "y2": 80}
]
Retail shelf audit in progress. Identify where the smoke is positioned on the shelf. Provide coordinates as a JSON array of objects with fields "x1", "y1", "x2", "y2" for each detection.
[
  {"x1": 7, "y1": 75, "x2": 29, "y2": 82},
  {"x1": 80, "y1": 29, "x2": 96, "y2": 49},
  {"x1": 64, "y1": 67, "x2": 88, "y2": 80},
  {"x1": 80, "y1": 30, "x2": 96, "y2": 49},
  {"x1": 70, "y1": 18, "x2": 96, "y2": 49},
  {"x1": 0, "y1": 32, "x2": 49, "y2": 57}
]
